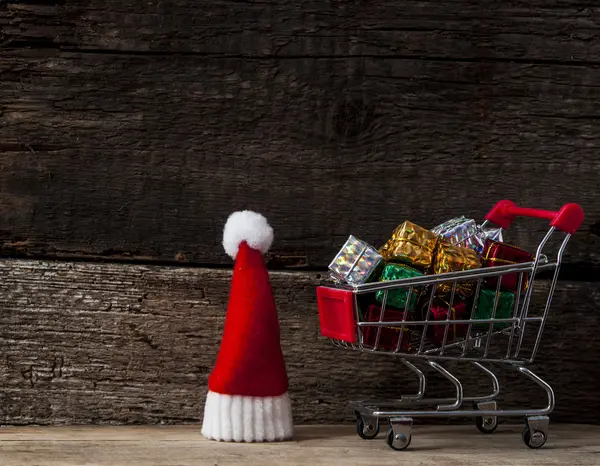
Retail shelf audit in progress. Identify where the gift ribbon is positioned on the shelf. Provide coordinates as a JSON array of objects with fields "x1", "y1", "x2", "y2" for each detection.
[
  {"x1": 439, "y1": 299, "x2": 460, "y2": 340},
  {"x1": 483, "y1": 241, "x2": 532, "y2": 262},
  {"x1": 485, "y1": 257, "x2": 516, "y2": 264},
  {"x1": 384, "y1": 326, "x2": 410, "y2": 332},
  {"x1": 483, "y1": 246, "x2": 531, "y2": 291}
]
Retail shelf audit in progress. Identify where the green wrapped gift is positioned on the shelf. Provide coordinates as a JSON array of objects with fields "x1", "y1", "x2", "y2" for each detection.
[
  {"x1": 473, "y1": 288, "x2": 515, "y2": 329},
  {"x1": 375, "y1": 263, "x2": 423, "y2": 312}
]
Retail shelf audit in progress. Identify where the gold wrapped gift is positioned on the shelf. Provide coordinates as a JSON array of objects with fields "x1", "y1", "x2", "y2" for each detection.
[
  {"x1": 379, "y1": 221, "x2": 439, "y2": 270},
  {"x1": 433, "y1": 240, "x2": 481, "y2": 296}
]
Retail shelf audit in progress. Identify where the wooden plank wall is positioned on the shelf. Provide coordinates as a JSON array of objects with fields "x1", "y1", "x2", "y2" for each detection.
[{"x1": 1, "y1": 1, "x2": 599, "y2": 425}]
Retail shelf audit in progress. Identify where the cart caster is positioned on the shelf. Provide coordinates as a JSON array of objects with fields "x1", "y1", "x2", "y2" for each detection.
[
  {"x1": 355, "y1": 412, "x2": 379, "y2": 439},
  {"x1": 474, "y1": 401, "x2": 498, "y2": 434},
  {"x1": 386, "y1": 417, "x2": 412, "y2": 451},
  {"x1": 522, "y1": 416, "x2": 549, "y2": 449}
]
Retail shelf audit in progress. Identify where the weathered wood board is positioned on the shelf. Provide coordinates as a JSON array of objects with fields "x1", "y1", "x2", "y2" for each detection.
[
  {"x1": 0, "y1": 49, "x2": 598, "y2": 269},
  {"x1": 2, "y1": 425, "x2": 600, "y2": 466},
  {"x1": 1, "y1": 1, "x2": 600, "y2": 270},
  {"x1": 1, "y1": 259, "x2": 598, "y2": 426},
  {"x1": 1, "y1": 0, "x2": 599, "y2": 428},
  {"x1": 4, "y1": 0, "x2": 600, "y2": 63}
]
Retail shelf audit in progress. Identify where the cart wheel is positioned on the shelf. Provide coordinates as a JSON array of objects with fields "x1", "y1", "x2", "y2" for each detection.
[
  {"x1": 386, "y1": 426, "x2": 411, "y2": 451},
  {"x1": 355, "y1": 413, "x2": 379, "y2": 439},
  {"x1": 476, "y1": 415, "x2": 498, "y2": 434},
  {"x1": 474, "y1": 400, "x2": 498, "y2": 434},
  {"x1": 522, "y1": 426, "x2": 547, "y2": 449}
]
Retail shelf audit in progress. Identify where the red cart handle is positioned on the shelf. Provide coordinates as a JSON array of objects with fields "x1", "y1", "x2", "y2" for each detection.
[{"x1": 485, "y1": 200, "x2": 584, "y2": 234}]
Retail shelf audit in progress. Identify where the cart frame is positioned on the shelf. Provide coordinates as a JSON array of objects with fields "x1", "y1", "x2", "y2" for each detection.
[{"x1": 316, "y1": 201, "x2": 584, "y2": 450}]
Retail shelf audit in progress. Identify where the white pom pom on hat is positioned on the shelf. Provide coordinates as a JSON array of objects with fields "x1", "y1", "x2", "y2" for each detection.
[{"x1": 222, "y1": 210, "x2": 274, "y2": 259}]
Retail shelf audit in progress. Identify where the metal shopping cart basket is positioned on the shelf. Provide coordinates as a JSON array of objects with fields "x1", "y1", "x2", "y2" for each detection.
[{"x1": 316, "y1": 200, "x2": 584, "y2": 451}]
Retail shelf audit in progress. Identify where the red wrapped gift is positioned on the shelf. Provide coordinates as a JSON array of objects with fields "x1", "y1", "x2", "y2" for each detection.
[
  {"x1": 482, "y1": 239, "x2": 533, "y2": 292},
  {"x1": 426, "y1": 300, "x2": 468, "y2": 346},
  {"x1": 362, "y1": 304, "x2": 411, "y2": 351}
]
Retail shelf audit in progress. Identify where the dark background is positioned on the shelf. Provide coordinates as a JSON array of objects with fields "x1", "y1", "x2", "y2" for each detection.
[{"x1": 0, "y1": 1, "x2": 599, "y2": 425}]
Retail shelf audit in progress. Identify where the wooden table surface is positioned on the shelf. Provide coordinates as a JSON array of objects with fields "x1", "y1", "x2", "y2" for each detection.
[{"x1": 1, "y1": 424, "x2": 599, "y2": 465}]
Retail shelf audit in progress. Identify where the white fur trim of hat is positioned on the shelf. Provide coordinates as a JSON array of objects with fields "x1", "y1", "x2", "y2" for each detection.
[{"x1": 201, "y1": 391, "x2": 293, "y2": 442}]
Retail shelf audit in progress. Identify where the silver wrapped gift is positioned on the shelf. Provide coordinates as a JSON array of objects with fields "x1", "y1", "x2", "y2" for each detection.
[
  {"x1": 328, "y1": 235, "x2": 383, "y2": 284},
  {"x1": 431, "y1": 216, "x2": 503, "y2": 255}
]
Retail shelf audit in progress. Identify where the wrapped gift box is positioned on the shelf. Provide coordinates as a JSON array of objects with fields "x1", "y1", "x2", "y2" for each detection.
[
  {"x1": 431, "y1": 216, "x2": 503, "y2": 254},
  {"x1": 425, "y1": 299, "x2": 469, "y2": 346},
  {"x1": 328, "y1": 235, "x2": 383, "y2": 285},
  {"x1": 432, "y1": 240, "x2": 481, "y2": 296},
  {"x1": 362, "y1": 304, "x2": 411, "y2": 351},
  {"x1": 482, "y1": 239, "x2": 533, "y2": 292},
  {"x1": 375, "y1": 263, "x2": 424, "y2": 312},
  {"x1": 473, "y1": 288, "x2": 515, "y2": 329},
  {"x1": 379, "y1": 221, "x2": 439, "y2": 270}
]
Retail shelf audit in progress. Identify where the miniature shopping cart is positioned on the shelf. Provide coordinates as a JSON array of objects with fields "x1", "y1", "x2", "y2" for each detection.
[{"x1": 316, "y1": 200, "x2": 584, "y2": 451}]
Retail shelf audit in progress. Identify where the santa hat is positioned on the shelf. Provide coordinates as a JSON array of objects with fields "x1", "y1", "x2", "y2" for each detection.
[{"x1": 201, "y1": 211, "x2": 294, "y2": 442}]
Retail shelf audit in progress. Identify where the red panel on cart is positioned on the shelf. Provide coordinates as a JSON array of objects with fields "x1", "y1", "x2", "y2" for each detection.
[{"x1": 316, "y1": 286, "x2": 357, "y2": 343}]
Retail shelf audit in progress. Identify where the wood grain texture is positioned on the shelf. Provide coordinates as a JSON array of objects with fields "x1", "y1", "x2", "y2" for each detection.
[
  {"x1": 3, "y1": 0, "x2": 600, "y2": 64},
  {"x1": 1, "y1": 259, "x2": 599, "y2": 426},
  {"x1": 1, "y1": 1, "x2": 598, "y2": 432},
  {"x1": 1, "y1": 425, "x2": 600, "y2": 466},
  {"x1": 0, "y1": 47, "x2": 599, "y2": 269}
]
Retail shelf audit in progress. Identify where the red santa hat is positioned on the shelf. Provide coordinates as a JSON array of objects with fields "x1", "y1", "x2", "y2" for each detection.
[{"x1": 201, "y1": 211, "x2": 294, "y2": 442}]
